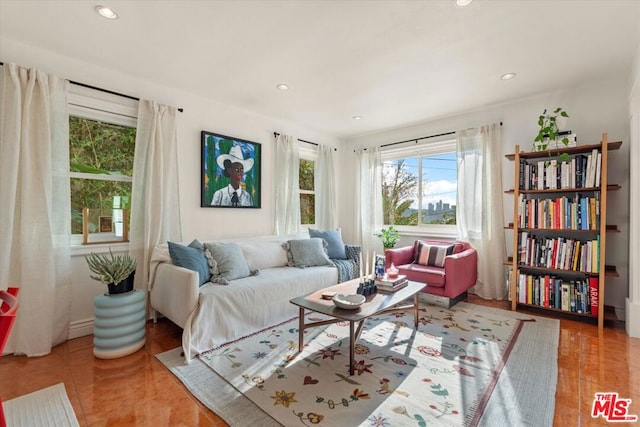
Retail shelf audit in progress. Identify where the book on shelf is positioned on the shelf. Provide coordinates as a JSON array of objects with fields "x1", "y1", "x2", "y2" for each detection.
[
  {"x1": 375, "y1": 274, "x2": 407, "y2": 286},
  {"x1": 377, "y1": 279, "x2": 408, "y2": 292}
]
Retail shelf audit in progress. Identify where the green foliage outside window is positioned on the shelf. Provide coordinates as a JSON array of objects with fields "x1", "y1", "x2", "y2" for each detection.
[
  {"x1": 300, "y1": 159, "x2": 315, "y2": 224},
  {"x1": 382, "y1": 159, "x2": 418, "y2": 225},
  {"x1": 69, "y1": 117, "x2": 135, "y2": 234}
]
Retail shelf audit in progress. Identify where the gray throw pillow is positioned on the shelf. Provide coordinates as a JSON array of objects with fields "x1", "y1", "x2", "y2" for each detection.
[
  {"x1": 283, "y1": 238, "x2": 333, "y2": 268},
  {"x1": 204, "y1": 242, "x2": 254, "y2": 284},
  {"x1": 309, "y1": 228, "x2": 347, "y2": 259}
]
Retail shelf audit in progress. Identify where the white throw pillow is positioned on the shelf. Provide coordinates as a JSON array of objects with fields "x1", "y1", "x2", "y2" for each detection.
[{"x1": 236, "y1": 240, "x2": 289, "y2": 270}]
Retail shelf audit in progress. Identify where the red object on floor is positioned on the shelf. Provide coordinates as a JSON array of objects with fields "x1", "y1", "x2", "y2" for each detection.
[{"x1": 0, "y1": 287, "x2": 20, "y2": 427}]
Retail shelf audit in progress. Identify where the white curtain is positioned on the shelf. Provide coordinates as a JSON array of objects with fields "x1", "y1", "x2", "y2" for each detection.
[
  {"x1": 315, "y1": 144, "x2": 337, "y2": 230},
  {"x1": 456, "y1": 123, "x2": 506, "y2": 299},
  {"x1": 274, "y1": 134, "x2": 300, "y2": 235},
  {"x1": 130, "y1": 100, "x2": 182, "y2": 291},
  {"x1": 0, "y1": 63, "x2": 72, "y2": 355},
  {"x1": 355, "y1": 147, "x2": 383, "y2": 257}
]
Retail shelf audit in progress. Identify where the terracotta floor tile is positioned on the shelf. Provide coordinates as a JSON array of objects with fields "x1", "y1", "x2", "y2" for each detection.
[{"x1": 1, "y1": 299, "x2": 639, "y2": 426}]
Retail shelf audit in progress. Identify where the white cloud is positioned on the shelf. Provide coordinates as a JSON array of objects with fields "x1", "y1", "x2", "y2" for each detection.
[{"x1": 423, "y1": 179, "x2": 456, "y2": 205}]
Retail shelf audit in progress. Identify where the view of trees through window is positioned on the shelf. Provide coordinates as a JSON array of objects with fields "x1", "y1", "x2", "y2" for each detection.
[
  {"x1": 69, "y1": 116, "x2": 135, "y2": 234},
  {"x1": 299, "y1": 159, "x2": 315, "y2": 224},
  {"x1": 382, "y1": 152, "x2": 457, "y2": 226}
]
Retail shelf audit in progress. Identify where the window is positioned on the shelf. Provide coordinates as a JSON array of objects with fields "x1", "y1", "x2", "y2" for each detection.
[
  {"x1": 298, "y1": 144, "x2": 318, "y2": 226},
  {"x1": 381, "y1": 138, "x2": 457, "y2": 230},
  {"x1": 299, "y1": 159, "x2": 315, "y2": 225},
  {"x1": 68, "y1": 86, "x2": 137, "y2": 243}
]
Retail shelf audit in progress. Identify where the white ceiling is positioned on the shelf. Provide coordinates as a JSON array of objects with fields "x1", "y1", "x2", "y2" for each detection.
[{"x1": 1, "y1": 0, "x2": 639, "y2": 139}]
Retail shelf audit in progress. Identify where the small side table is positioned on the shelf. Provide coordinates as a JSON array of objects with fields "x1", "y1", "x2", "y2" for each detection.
[{"x1": 93, "y1": 289, "x2": 146, "y2": 359}]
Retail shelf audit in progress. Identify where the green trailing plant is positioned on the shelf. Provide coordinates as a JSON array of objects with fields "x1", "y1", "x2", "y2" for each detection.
[
  {"x1": 86, "y1": 249, "x2": 137, "y2": 285},
  {"x1": 534, "y1": 107, "x2": 571, "y2": 161},
  {"x1": 534, "y1": 107, "x2": 569, "y2": 149},
  {"x1": 375, "y1": 226, "x2": 400, "y2": 249}
]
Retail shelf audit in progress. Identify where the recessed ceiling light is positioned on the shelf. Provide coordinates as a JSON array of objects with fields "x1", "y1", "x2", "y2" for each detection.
[
  {"x1": 95, "y1": 5, "x2": 118, "y2": 19},
  {"x1": 501, "y1": 72, "x2": 517, "y2": 80},
  {"x1": 455, "y1": 0, "x2": 473, "y2": 7},
  {"x1": 276, "y1": 84, "x2": 289, "y2": 91},
  {"x1": 352, "y1": 116, "x2": 362, "y2": 121}
]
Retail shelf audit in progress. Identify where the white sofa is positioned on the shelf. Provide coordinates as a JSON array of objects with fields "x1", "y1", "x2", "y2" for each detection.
[{"x1": 149, "y1": 233, "x2": 360, "y2": 361}]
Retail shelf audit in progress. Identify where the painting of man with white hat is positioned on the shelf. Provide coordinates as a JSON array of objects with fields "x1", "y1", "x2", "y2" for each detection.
[{"x1": 201, "y1": 131, "x2": 261, "y2": 208}]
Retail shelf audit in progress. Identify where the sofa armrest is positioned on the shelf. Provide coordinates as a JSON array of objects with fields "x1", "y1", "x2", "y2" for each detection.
[
  {"x1": 344, "y1": 244, "x2": 361, "y2": 272},
  {"x1": 385, "y1": 246, "x2": 415, "y2": 268},
  {"x1": 150, "y1": 263, "x2": 200, "y2": 328},
  {"x1": 443, "y1": 248, "x2": 478, "y2": 295}
]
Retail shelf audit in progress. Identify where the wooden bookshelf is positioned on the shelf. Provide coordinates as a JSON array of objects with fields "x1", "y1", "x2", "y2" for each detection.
[{"x1": 505, "y1": 133, "x2": 621, "y2": 330}]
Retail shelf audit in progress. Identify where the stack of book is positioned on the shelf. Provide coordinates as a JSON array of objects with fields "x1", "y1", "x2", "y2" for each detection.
[{"x1": 375, "y1": 274, "x2": 408, "y2": 292}]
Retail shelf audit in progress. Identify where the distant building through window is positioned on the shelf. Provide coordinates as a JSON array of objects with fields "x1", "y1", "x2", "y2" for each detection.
[{"x1": 381, "y1": 139, "x2": 457, "y2": 229}]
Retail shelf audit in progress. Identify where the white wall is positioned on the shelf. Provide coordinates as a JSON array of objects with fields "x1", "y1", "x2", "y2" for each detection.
[
  {"x1": 1, "y1": 38, "x2": 340, "y2": 338},
  {"x1": 626, "y1": 41, "x2": 640, "y2": 337},
  {"x1": 341, "y1": 74, "x2": 631, "y2": 318}
]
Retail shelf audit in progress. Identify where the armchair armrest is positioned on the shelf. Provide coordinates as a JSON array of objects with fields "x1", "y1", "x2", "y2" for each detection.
[
  {"x1": 385, "y1": 246, "x2": 415, "y2": 268},
  {"x1": 443, "y1": 248, "x2": 478, "y2": 295}
]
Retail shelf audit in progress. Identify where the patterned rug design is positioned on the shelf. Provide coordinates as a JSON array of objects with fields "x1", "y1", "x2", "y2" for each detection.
[{"x1": 196, "y1": 303, "x2": 541, "y2": 426}]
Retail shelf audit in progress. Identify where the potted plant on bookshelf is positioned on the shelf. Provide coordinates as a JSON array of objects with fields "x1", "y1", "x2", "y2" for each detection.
[
  {"x1": 533, "y1": 107, "x2": 572, "y2": 162},
  {"x1": 86, "y1": 249, "x2": 137, "y2": 295},
  {"x1": 375, "y1": 226, "x2": 400, "y2": 249}
]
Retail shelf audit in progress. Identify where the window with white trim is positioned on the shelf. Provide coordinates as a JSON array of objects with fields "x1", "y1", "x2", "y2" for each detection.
[
  {"x1": 68, "y1": 86, "x2": 138, "y2": 244},
  {"x1": 299, "y1": 144, "x2": 317, "y2": 227},
  {"x1": 381, "y1": 137, "x2": 457, "y2": 232}
]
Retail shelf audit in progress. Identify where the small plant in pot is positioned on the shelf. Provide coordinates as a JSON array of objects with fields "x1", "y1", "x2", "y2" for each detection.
[
  {"x1": 375, "y1": 226, "x2": 400, "y2": 249},
  {"x1": 86, "y1": 249, "x2": 137, "y2": 295},
  {"x1": 533, "y1": 107, "x2": 571, "y2": 161}
]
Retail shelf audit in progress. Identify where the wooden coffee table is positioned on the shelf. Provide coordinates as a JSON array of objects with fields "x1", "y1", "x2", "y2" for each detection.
[{"x1": 290, "y1": 279, "x2": 425, "y2": 375}]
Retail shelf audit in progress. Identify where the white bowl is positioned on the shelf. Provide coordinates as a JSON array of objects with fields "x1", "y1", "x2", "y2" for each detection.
[{"x1": 332, "y1": 293, "x2": 365, "y2": 310}]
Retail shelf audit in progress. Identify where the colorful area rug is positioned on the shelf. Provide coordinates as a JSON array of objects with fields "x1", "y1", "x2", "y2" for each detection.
[{"x1": 157, "y1": 302, "x2": 559, "y2": 426}]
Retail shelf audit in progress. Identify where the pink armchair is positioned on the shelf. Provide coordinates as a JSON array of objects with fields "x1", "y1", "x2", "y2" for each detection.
[{"x1": 385, "y1": 240, "x2": 477, "y2": 305}]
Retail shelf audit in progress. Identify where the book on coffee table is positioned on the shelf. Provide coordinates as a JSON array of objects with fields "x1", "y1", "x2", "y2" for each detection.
[
  {"x1": 375, "y1": 274, "x2": 407, "y2": 286},
  {"x1": 377, "y1": 279, "x2": 409, "y2": 293}
]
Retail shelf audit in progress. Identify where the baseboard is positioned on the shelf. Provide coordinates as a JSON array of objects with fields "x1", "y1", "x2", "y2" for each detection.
[{"x1": 68, "y1": 317, "x2": 94, "y2": 339}]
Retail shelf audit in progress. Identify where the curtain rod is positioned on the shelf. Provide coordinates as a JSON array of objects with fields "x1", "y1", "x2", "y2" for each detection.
[
  {"x1": 0, "y1": 61, "x2": 183, "y2": 112},
  {"x1": 273, "y1": 132, "x2": 337, "y2": 151},
  {"x1": 355, "y1": 122, "x2": 503, "y2": 152}
]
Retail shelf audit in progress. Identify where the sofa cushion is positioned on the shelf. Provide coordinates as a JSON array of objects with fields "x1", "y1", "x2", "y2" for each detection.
[
  {"x1": 415, "y1": 241, "x2": 455, "y2": 267},
  {"x1": 283, "y1": 238, "x2": 333, "y2": 268},
  {"x1": 308, "y1": 228, "x2": 346, "y2": 259},
  {"x1": 204, "y1": 242, "x2": 252, "y2": 282},
  {"x1": 167, "y1": 240, "x2": 210, "y2": 286},
  {"x1": 236, "y1": 240, "x2": 289, "y2": 270}
]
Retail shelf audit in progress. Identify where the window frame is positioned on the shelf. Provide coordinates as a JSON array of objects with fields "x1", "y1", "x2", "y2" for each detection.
[
  {"x1": 68, "y1": 85, "x2": 138, "y2": 249},
  {"x1": 298, "y1": 143, "x2": 317, "y2": 230},
  {"x1": 380, "y1": 136, "x2": 458, "y2": 238}
]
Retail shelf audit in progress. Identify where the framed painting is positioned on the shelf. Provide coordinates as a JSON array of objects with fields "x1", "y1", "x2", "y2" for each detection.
[{"x1": 201, "y1": 131, "x2": 261, "y2": 208}]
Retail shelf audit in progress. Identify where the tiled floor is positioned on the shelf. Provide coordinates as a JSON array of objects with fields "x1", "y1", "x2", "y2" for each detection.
[{"x1": 1, "y1": 295, "x2": 638, "y2": 426}]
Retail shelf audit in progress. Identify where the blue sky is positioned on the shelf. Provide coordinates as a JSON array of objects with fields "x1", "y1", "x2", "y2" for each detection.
[{"x1": 393, "y1": 152, "x2": 457, "y2": 209}]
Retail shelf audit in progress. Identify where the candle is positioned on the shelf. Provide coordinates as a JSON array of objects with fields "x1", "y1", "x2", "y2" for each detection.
[
  {"x1": 365, "y1": 251, "x2": 370, "y2": 279},
  {"x1": 359, "y1": 251, "x2": 363, "y2": 280}
]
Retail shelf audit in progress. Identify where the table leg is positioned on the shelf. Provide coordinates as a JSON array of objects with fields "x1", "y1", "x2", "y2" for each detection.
[
  {"x1": 414, "y1": 293, "x2": 419, "y2": 328},
  {"x1": 298, "y1": 307, "x2": 304, "y2": 352},
  {"x1": 349, "y1": 321, "x2": 355, "y2": 375}
]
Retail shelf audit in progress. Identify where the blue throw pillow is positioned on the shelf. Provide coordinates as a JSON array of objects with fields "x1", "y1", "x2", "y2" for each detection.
[
  {"x1": 308, "y1": 228, "x2": 347, "y2": 259},
  {"x1": 167, "y1": 240, "x2": 211, "y2": 286}
]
